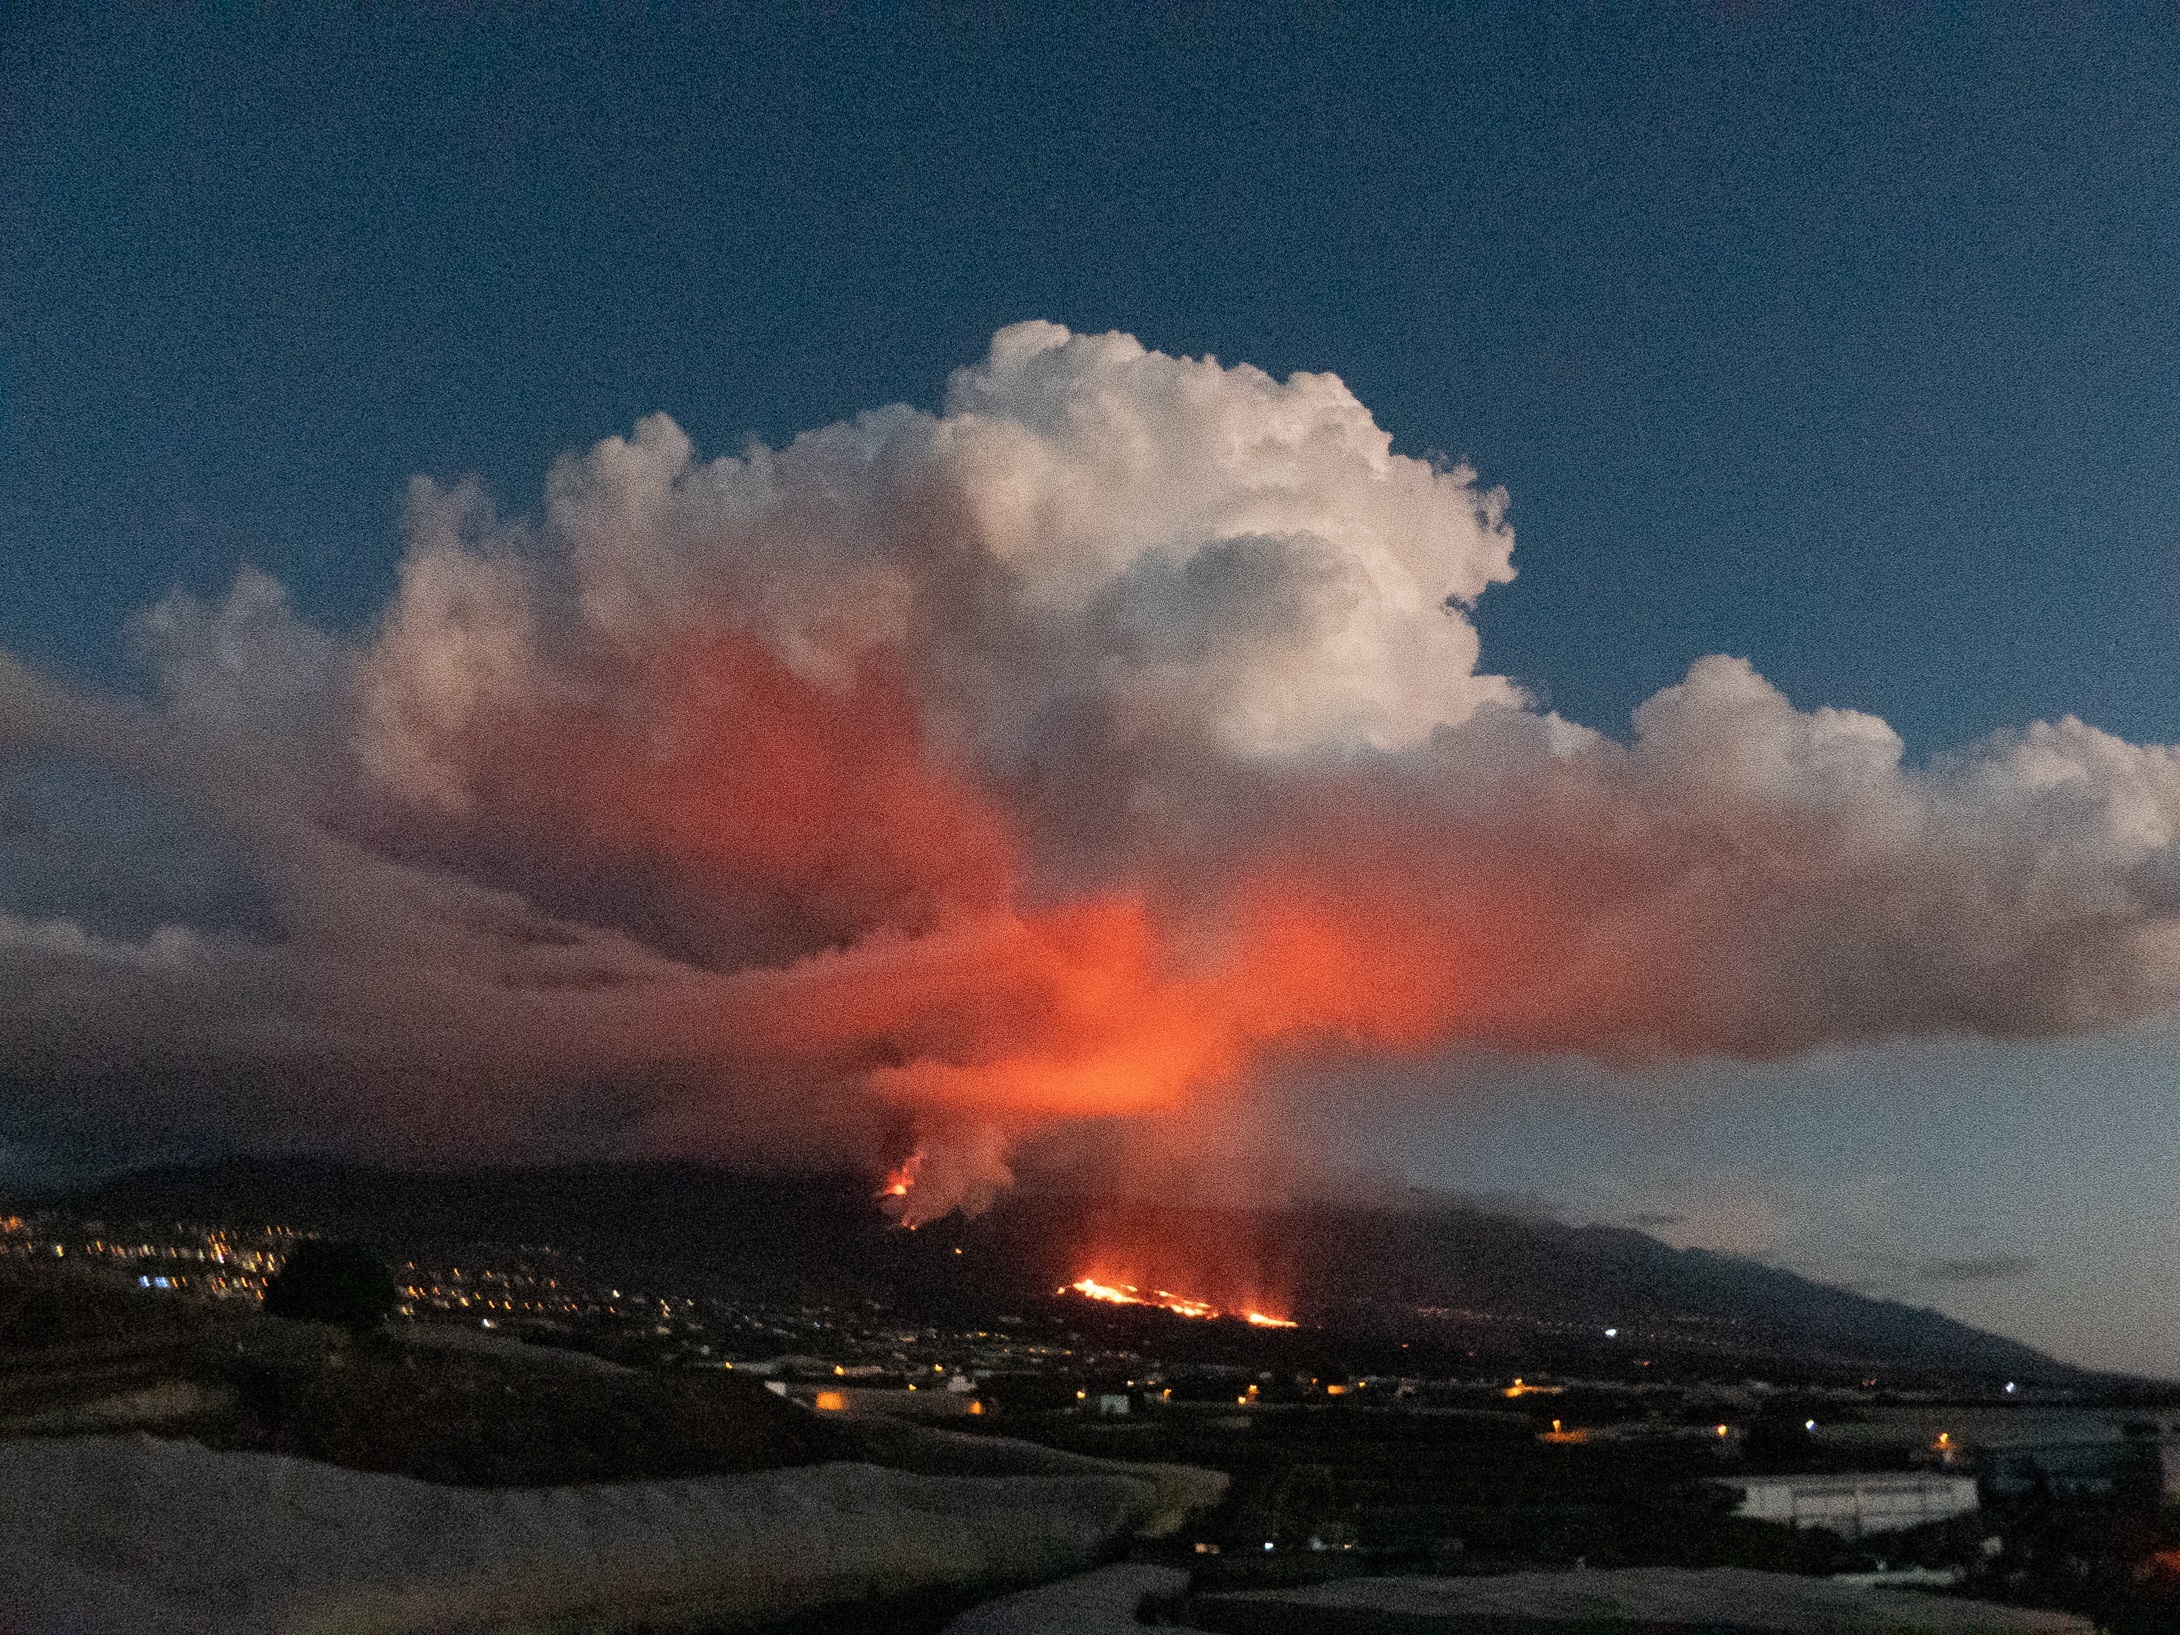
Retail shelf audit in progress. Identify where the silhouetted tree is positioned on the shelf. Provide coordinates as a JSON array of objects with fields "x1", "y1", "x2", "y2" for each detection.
[{"x1": 262, "y1": 1240, "x2": 396, "y2": 1331}]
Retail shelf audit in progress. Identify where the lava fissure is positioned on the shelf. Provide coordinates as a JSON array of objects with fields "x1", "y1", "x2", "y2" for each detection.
[{"x1": 1062, "y1": 1275, "x2": 1296, "y2": 1328}]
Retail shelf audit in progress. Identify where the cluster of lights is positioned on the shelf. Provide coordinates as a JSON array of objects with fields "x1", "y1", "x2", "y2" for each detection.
[{"x1": 5, "y1": 1219, "x2": 293, "y2": 1302}]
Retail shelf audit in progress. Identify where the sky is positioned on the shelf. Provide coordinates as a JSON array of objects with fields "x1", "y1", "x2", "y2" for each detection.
[{"x1": 4, "y1": 6, "x2": 2180, "y2": 1374}]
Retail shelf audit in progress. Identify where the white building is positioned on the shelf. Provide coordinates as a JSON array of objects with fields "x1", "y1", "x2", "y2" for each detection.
[{"x1": 1724, "y1": 1474, "x2": 1979, "y2": 1537}]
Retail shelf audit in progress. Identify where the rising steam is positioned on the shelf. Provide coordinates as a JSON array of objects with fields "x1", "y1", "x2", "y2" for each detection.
[{"x1": 6, "y1": 324, "x2": 2180, "y2": 1217}]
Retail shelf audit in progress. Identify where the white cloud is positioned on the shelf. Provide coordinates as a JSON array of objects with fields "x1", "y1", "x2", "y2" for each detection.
[
  {"x1": 359, "y1": 322, "x2": 1521, "y2": 811},
  {"x1": 11, "y1": 324, "x2": 2180, "y2": 1226}
]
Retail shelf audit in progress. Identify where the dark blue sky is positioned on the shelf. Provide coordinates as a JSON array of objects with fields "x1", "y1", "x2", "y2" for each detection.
[{"x1": 8, "y1": 5, "x2": 2177, "y2": 753}]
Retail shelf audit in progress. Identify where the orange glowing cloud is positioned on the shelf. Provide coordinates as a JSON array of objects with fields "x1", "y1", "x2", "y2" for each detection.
[{"x1": 18, "y1": 324, "x2": 2180, "y2": 1212}]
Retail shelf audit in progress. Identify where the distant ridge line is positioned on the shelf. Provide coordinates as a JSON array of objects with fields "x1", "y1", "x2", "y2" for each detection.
[{"x1": 18, "y1": 1155, "x2": 2092, "y2": 1387}]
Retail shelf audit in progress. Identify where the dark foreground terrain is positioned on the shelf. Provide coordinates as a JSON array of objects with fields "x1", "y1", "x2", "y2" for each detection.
[
  {"x1": 7, "y1": 1163, "x2": 2180, "y2": 1632},
  {"x1": 8, "y1": 1249, "x2": 2171, "y2": 1632},
  {"x1": 0, "y1": 1254, "x2": 851, "y2": 1484}
]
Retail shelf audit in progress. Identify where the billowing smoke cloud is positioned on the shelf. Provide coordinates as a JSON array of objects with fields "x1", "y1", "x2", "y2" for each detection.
[{"x1": 7, "y1": 323, "x2": 2180, "y2": 1217}]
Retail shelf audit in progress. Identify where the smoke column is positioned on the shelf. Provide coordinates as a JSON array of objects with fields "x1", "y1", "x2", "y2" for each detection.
[{"x1": 8, "y1": 324, "x2": 2180, "y2": 1217}]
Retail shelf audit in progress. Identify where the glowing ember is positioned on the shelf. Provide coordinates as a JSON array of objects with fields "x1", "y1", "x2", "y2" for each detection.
[
  {"x1": 1061, "y1": 1276, "x2": 1292, "y2": 1327},
  {"x1": 877, "y1": 1150, "x2": 922, "y2": 1200}
]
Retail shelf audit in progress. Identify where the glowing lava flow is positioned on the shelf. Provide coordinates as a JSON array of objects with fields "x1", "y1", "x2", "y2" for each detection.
[
  {"x1": 878, "y1": 1151, "x2": 922, "y2": 1201},
  {"x1": 1062, "y1": 1276, "x2": 1296, "y2": 1328},
  {"x1": 1066, "y1": 1276, "x2": 1216, "y2": 1319}
]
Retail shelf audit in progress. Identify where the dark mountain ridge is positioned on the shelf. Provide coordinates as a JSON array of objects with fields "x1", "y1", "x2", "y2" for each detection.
[{"x1": 15, "y1": 1157, "x2": 2086, "y2": 1388}]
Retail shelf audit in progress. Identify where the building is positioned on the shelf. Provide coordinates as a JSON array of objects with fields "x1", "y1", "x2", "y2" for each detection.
[
  {"x1": 1979, "y1": 1435, "x2": 2168, "y2": 1501},
  {"x1": 1724, "y1": 1474, "x2": 1979, "y2": 1537}
]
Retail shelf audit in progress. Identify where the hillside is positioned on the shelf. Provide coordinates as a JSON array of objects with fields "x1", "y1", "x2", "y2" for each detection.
[{"x1": 20, "y1": 1158, "x2": 2083, "y2": 1386}]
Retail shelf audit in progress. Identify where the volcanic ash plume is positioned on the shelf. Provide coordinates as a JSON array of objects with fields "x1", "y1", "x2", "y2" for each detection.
[{"x1": 8, "y1": 323, "x2": 2180, "y2": 1217}]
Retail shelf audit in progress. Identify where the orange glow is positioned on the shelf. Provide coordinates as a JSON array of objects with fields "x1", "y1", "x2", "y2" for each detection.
[
  {"x1": 762, "y1": 850, "x2": 1505, "y2": 1141},
  {"x1": 465, "y1": 633, "x2": 1022, "y2": 956},
  {"x1": 877, "y1": 1150, "x2": 922, "y2": 1201},
  {"x1": 363, "y1": 574, "x2": 1834, "y2": 1228},
  {"x1": 1064, "y1": 1276, "x2": 1218, "y2": 1320},
  {"x1": 1067, "y1": 1275, "x2": 1140, "y2": 1306},
  {"x1": 410, "y1": 609, "x2": 1711, "y2": 1226},
  {"x1": 1060, "y1": 1217, "x2": 1295, "y2": 1334},
  {"x1": 483, "y1": 635, "x2": 1579, "y2": 1180},
  {"x1": 1504, "y1": 1378, "x2": 1564, "y2": 1398},
  {"x1": 1063, "y1": 1274, "x2": 1295, "y2": 1327},
  {"x1": 812, "y1": 1390, "x2": 847, "y2": 1412}
]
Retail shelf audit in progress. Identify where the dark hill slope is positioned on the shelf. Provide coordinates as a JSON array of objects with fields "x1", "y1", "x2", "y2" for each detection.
[{"x1": 20, "y1": 1159, "x2": 2079, "y2": 1386}]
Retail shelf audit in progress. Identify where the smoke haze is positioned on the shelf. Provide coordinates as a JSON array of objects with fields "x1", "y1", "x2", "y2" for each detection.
[{"x1": 8, "y1": 324, "x2": 2180, "y2": 1217}]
